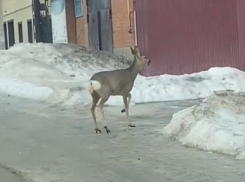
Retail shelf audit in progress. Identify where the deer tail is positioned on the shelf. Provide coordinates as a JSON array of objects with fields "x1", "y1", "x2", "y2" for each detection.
[{"x1": 89, "y1": 80, "x2": 101, "y2": 94}]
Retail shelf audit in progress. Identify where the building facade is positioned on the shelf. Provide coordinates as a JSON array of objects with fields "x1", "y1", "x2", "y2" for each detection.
[
  {"x1": 50, "y1": 0, "x2": 245, "y2": 76},
  {"x1": 0, "y1": 0, "x2": 5, "y2": 49},
  {"x1": 3, "y1": 0, "x2": 245, "y2": 77},
  {"x1": 2, "y1": 0, "x2": 136, "y2": 54},
  {"x1": 63, "y1": 0, "x2": 136, "y2": 57},
  {"x1": 2, "y1": 0, "x2": 34, "y2": 48},
  {"x1": 2, "y1": 0, "x2": 52, "y2": 49}
]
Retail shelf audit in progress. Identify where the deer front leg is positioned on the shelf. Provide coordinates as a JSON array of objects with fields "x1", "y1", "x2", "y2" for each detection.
[{"x1": 123, "y1": 94, "x2": 135, "y2": 127}]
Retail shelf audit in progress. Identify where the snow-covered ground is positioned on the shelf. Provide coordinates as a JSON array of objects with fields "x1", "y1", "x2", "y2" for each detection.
[
  {"x1": 163, "y1": 91, "x2": 245, "y2": 160},
  {"x1": 0, "y1": 43, "x2": 130, "y2": 106},
  {"x1": 2, "y1": 43, "x2": 245, "y2": 159},
  {"x1": 1, "y1": 43, "x2": 245, "y2": 107}
]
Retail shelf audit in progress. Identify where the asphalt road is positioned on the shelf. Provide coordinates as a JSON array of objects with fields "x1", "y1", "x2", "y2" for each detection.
[{"x1": 0, "y1": 94, "x2": 244, "y2": 182}]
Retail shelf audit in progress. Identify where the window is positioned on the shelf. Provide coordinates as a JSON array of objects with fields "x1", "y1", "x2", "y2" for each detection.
[
  {"x1": 7, "y1": 20, "x2": 15, "y2": 47},
  {"x1": 18, "y1": 22, "x2": 23, "y2": 43},
  {"x1": 27, "y1": 19, "x2": 33, "y2": 43}
]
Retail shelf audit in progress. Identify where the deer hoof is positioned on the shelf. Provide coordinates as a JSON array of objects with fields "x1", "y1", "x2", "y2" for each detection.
[
  {"x1": 121, "y1": 109, "x2": 125, "y2": 113},
  {"x1": 95, "y1": 129, "x2": 102, "y2": 133},
  {"x1": 104, "y1": 126, "x2": 111, "y2": 134},
  {"x1": 106, "y1": 129, "x2": 111, "y2": 134},
  {"x1": 128, "y1": 124, "x2": 136, "y2": 127}
]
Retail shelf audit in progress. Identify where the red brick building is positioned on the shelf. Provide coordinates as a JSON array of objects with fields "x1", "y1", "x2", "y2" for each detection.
[{"x1": 64, "y1": 0, "x2": 135, "y2": 57}]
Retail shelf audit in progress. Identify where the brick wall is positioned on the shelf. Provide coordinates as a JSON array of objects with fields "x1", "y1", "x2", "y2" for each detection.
[
  {"x1": 66, "y1": 0, "x2": 77, "y2": 44},
  {"x1": 68, "y1": 0, "x2": 135, "y2": 55},
  {"x1": 111, "y1": 0, "x2": 135, "y2": 48}
]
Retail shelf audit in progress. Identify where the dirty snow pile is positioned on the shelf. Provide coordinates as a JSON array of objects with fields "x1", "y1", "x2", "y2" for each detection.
[
  {"x1": 163, "y1": 91, "x2": 245, "y2": 160},
  {"x1": 1, "y1": 43, "x2": 245, "y2": 106}
]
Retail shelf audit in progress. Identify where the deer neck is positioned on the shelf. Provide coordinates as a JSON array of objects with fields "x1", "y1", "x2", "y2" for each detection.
[{"x1": 127, "y1": 56, "x2": 141, "y2": 81}]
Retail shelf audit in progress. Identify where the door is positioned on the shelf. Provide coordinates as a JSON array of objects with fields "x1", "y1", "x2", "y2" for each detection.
[
  {"x1": 7, "y1": 20, "x2": 15, "y2": 47},
  {"x1": 87, "y1": 0, "x2": 113, "y2": 52},
  {"x1": 50, "y1": 0, "x2": 68, "y2": 43},
  {"x1": 18, "y1": 22, "x2": 23, "y2": 43},
  {"x1": 3, "y1": 22, "x2": 8, "y2": 49},
  {"x1": 40, "y1": 15, "x2": 53, "y2": 43},
  {"x1": 33, "y1": 0, "x2": 53, "y2": 43},
  {"x1": 27, "y1": 19, "x2": 33, "y2": 43}
]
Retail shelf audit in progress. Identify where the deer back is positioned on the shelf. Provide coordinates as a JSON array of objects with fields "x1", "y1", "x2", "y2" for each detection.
[{"x1": 90, "y1": 69, "x2": 135, "y2": 96}]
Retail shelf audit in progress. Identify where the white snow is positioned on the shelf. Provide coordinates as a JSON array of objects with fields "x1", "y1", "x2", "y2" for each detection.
[
  {"x1": 163, "y1": 91, "x2": 245, "y2": 160},
  {"x1": 1, "y1": 43, "x2": 245, "y2": 107},
  {"x1": 0, "y1": 77, "x2": 52, "y2": 100},
  {"x1": 0, "y1": 43, "x2": 130, "y2": 106}
]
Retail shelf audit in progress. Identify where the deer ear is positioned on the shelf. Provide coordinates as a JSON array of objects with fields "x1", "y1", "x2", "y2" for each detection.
[
  {"x1": 134, "y1": 46, "x2": 140, "y2": 55},
  {"x1": 130, "y1": 47, "x2": 135, "y2": 55}
]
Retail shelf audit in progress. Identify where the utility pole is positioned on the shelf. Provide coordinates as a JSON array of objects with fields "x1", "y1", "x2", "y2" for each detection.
[{"x1": 0, "y1": 0, "x2": 5, "y2": 49}]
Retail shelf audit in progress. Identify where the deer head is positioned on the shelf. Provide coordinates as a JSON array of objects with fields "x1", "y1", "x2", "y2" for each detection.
[{"x1": 130, "y1": 46, "x2": 151, "y2": 71}]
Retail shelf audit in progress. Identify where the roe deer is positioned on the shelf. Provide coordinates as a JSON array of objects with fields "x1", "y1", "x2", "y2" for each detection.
[{"x1": 88, "y1": 46, "x2": 150, "y2": 134}]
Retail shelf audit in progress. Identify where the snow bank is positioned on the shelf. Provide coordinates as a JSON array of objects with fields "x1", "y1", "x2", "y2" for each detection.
[
  {"x1": 1, "y1": 43, "x2": 245, "y2": 107},
  {"x1": 163, "y1": 91, "x2": 245, "y2": 160},
  {"x1": 133, "y1": 67, "x2": 245, "y2": 103},
  {"x1": 0, "y1": 43, "x2": 130, "y2": 106},
  {"x1": 0, "y1": 78, "x2": 52, "y2": 101}
]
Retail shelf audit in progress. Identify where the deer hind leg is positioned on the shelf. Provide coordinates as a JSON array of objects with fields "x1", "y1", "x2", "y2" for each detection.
[
  {"x1": 121, "y1": 93, "x2": 131, "y2": 113},
  {"x1": 123, "y1": 94, "x2": 135, "y2": 127},
  {"x1": 91, "y1": 92, "x2": 101, "y2": 133},
  {"x1": 97, "y1": 96, "x2": 111, "y2": 134}
]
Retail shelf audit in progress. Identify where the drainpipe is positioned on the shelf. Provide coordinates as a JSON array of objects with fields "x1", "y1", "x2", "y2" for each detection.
[
  {"x1": 128, "y1": 0, "x2": 137, "y2": 46},
  {"x1": 0, "y1": 0, "x2": 5, "y2": 49}
]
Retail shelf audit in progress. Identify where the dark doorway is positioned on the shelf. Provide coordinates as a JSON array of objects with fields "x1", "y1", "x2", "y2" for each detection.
[
  {"x1": 3, "y1": 22, "x2": 8, "y2": 49},
  {"x1": 86, "y1": 0, "x2": 113, "y2": 52},
  {"x1": 40, "y1": 15, "x2": 53, "y2": 43},
  {"x1": 27, "y1": 19, "x2": 33, "y2": 43},
  {"x1": 7, "y1": 20, "x2": 15, "y2": 47},
  {"x1": 18, "y1": 22, "x2": 23, "y2": 43},
  {"x1": 32, "y1": 0, "x2": 53, "y2": 43}
]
